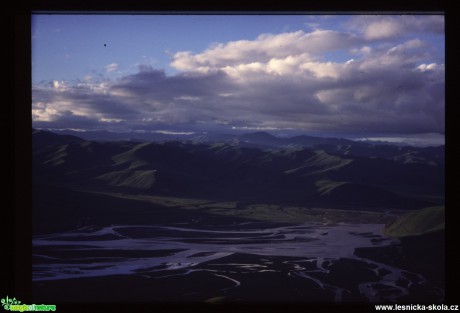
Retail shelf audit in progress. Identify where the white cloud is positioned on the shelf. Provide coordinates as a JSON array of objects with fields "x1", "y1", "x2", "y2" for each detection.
[
  {"x1": 171, "y1": 30, "x2": 359, "y2": 72},
  {"x1": 417, "y1": 63, "x2": 443, "y2": 72},
  {"x1": 363, "y1": 18, "x2": 404, "y2": 40},
  {"x1": 357, "y1": 39, "x2": 430, "y2": 71},
  {"x1": 105, "y1": 63, "x2": 119, "y2": 73},
  {"x1": 348, "y1": 15, "x2": 444, "y2": 40},
  {"x1": 52, "y1": 80, "x2": 67, "y2": 90}
]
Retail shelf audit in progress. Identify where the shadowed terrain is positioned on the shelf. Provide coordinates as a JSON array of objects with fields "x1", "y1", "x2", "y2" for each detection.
[{"x1": 32, "y1": 129, "x2": 445, "y2": 304}]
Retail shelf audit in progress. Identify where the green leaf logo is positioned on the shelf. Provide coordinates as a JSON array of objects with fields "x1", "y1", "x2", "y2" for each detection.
[
  {"x1": 1, "y1": 295, "x2": 53, "y2": 311},
  {"x1": 1, "y1": 295, "x2": 11, "y2": 310}
]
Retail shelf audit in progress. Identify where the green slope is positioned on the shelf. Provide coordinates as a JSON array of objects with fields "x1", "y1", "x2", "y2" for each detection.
[
  {"x1": 384, "y1": 206, "x2": 445, "y2": 237},
  {"x1": 96, "y1": 169, "x2": 156, "y2": 190}
]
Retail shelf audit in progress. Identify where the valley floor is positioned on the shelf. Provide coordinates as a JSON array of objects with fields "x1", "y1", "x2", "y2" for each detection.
[{"x1": 32, "y1": 220, "x2": 444, "y2": 304}]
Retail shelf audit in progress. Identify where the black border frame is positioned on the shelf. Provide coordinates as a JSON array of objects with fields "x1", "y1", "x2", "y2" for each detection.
[{"x1": 9, "y1": 1, "x2": 453, "y2": 312}]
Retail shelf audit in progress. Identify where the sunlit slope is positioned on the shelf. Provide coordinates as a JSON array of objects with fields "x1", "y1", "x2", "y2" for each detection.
[{"x1": 384, "y1": 206, "x2": 445, "y2": 237}]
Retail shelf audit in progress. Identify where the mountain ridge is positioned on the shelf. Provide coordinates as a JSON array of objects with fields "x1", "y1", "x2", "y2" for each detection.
[{"x1": 33, "y1": 129, "x2": 444, "y2": 210}]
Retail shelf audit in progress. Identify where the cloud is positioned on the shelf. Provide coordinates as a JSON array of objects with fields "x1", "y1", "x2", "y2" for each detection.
[
  {"x1": 171, "y1": 30, "x2": 360, "y2": 72},
  {"x1": 32, "y1": 79, "x2": 142, "y2": 131},
  {"x1": 348, "y1": 15, "x2": 444, "y2": 40},
  {"x1": 358, "y1": 133, "x2": 445, "y2": 147},
  {"x1": 105, "y1": 63, "x2": 118, "y2": 73},
  {"x1": 32, "y1": 17, "x2": 444, "y2": 137}
]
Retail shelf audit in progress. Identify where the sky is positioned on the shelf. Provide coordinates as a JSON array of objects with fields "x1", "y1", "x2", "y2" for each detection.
[{"x1": 31, "y1": 14, "x2": 445, "y2": 145}]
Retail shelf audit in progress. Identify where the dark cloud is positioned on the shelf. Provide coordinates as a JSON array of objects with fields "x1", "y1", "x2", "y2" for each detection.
[{"x1": 111, "y1": 65, "x2": 231, "y2": 102}]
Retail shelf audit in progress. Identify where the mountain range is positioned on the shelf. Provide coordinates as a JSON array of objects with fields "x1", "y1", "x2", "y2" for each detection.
[{"x1": 33, "y1": 129, "x2": 444, "y2": 212}]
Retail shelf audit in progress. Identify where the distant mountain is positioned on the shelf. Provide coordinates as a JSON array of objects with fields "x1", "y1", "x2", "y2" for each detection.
[
  {"x1": 32, "y1": 128, "x2": 83, "y2": 148},
  {"x1": 238, "y1": 132, "x2": 284, "y2": 146},
  {"x1": 47, "y1": 129, "x2": 200, "y2": 142},
  {"x1": 33, "y1": 129, "x2": 444, "y2": 210},
  {"x1": 42, "y1": 129, "x2": 444, "y2": 166}
]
